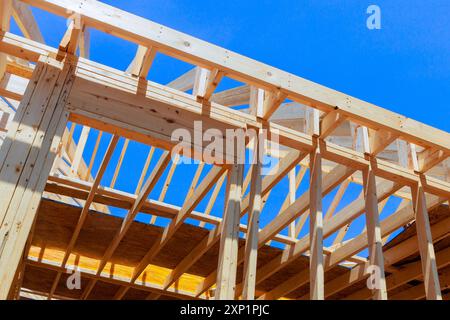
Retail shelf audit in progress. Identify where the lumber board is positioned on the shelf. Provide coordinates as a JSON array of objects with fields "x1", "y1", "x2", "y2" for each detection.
[
  {"x1": 21, "y1": 0, "x2": 450, "y2": 154},
  {"x1": 0, "y1": 58, "x2": 74, "y2": 298}
]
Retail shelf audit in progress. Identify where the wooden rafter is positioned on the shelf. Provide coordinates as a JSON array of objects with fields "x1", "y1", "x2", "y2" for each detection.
[
  {"x1": 309, "y1": 139, "x2": 324, "y2": 299},
  {"x1": 64, "y1": 135, "x2": 119, "y2": 267},
  {"x1": 361, "y1": 126, "x2": 388, "y2": 300},
  {"x1": 244, "y1": 123, "x2": 408, "y2": 297},
  {"x1": 344, "y1": 246, "x2": 450, "y2": 300},
  {"x1": 58, "y1": 18, "x2": 81, "y2": 59},
  {"x1": 81, "y1": 151, "x2": 171, "y2": 299},
  {"x1": 2, "y1": 34, "x2": 449, "y2": 197},
  {"x1": 0, "y1": 0, "x2": 12, "y2": 81},
  {"x1": 410, "y1": 180, "x2": 442, "y2": 300},
  {"x1": 194, "y1": 150, "x2": 307, "y2": 296},
  {"x1": 127, "y1": 45, "x2": 158, "y2": 79},
  {"x1": 212, "y1": 85, "x2": 250, "y2": 108},
  {"x1": 45, "y1": 174, "x2": 297, "y2": 246},
  {"x1": 215, "y1": 164, "x2": 244, "y2": 299},
  {"x1": 48, "y1": 134, "x2": 119, "y2": 299},
  {"x1": 166, "y1": 67, "x2": 197, "y2": 92},
  {"x1": 0, "y1": 59, "x2": 75, "y2": 298}
]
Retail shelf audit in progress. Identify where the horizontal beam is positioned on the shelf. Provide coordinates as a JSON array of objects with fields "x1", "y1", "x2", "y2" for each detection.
[
  {"x1": 1, "y1": 32, "x2": 449, "y2": 197},
  {"x1": 20, "y1": 0, "x2": 450, "y2": 154}
]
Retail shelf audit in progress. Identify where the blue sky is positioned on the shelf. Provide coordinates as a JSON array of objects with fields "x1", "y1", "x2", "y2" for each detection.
[{"x1": 10, "y1": 1, "x2": 449, "y2": 254}]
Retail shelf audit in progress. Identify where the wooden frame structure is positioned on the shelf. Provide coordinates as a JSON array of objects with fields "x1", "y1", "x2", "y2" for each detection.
[{"x1": 0, "y1": 0, "x2": 449, "y2": 300}]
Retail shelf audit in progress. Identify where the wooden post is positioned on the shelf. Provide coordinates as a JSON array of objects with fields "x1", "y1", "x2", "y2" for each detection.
[
  {"x1": 70, "y1": 125, "x2": 90, "y2": 174},
  {"x1": 362, "y1": 165, "x2": 388, "y2": 300},
  {"x1": 241, "y1": 133, "x2": 262, "y2": 300},
  {"x1": 309, "y1": 108, "x2": 324, "y2": 300},
  {"x1": 359, "y1": 126, "x2": 388, "y2": 300},
  {"x1": 215, "y1": 164, "x2": 244, "y2": 300},
  {"x1": 411, "y1": 181, "x2": 442, "y2": 300},
  {"x1": 309, "y1": 140, "x2": 324, "y2": 300},
  {"x1": 0, "y1": 58, "x2": 75, "y2": 298}
]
